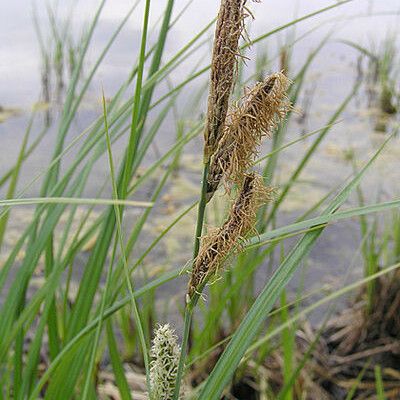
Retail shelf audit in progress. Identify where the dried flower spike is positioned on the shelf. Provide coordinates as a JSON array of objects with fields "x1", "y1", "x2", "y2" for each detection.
[
  {"x1": 203, "y1": 0, "x2": 248, "y2": 161},
  {"x1": 206, "y1": 72, "x2": 290, "y2": 201},
  {"x1": 149, "y1": 324, "x2": 182, "y2": 400},
  {"x1": 188, "y1": 173, "x2": 273, "y2": 298}
]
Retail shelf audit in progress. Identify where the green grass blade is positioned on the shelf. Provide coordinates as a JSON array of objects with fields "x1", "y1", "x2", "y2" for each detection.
[
  {"x1": 42, "y1": 0, "x2": 106, "y2": 194},
  {"x1": 28, "y1": 267, "x2": 183, "y2": 400},
  {"x1": 103, "y1": 92, "x2": 150, "y2": 387},
  {"x1": 0, "y1": 197, "x2": 152, "y2": 208},
  {"x1": 0, "y1": 115, "x2": 33, "y2": 248},
  {"x1": 266, "y1": 80, "x2": 360, "y2": 225},
  {"x1": 81, "y1": 95, "x2": 126, "y2": 399},
  {"x1": 106, "y1": 320, "x2": 133, "y2": 400},
  {"x1": 248, "y1": 0, "x2": 355, "y2": 48},
  {"x1": 375, "y1": 365, "x2": 387, "y2": 400},
  {"x1": 345, "y1": 362, "x2": 370, "y2": 400},
  {"x1": 247, "y1": 199, "x2": 400, "y2": 249},
  {"x1": 198, "y1": 135, "x2": 392, "y2": 399}
]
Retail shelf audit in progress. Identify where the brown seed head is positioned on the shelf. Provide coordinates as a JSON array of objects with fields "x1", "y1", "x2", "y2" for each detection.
[
  {"x1": 188, "y1": 172, "x2": 272, "y2": 298},
  {"x1": 203, "y1": 0, "x2": 248, "y2": 161},
  {"x1": 206, "y1": 72, "x2": 291, "y2": 201}
]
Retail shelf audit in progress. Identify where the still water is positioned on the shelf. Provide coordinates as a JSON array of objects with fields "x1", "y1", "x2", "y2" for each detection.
[{"x1": 0, "y1": 0, "x2": 399, "y2": 296}]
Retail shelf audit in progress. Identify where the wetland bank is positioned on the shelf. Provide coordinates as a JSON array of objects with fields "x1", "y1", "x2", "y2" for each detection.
[{"x1": 0, "y1": 0, "x2": 400, "y2": 399}]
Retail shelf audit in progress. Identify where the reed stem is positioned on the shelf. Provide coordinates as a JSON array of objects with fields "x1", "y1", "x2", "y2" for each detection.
[
  {"x1": 193, "y1": 162, "x2": 210, "y2": 257},
  {"x1": 173, "y1": 161, "x2": 210, "y2": 399}
]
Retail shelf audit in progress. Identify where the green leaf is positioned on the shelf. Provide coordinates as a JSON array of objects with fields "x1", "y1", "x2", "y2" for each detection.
[{"x1": 198, "y1": 134, "x2": 392, "y2": 399}]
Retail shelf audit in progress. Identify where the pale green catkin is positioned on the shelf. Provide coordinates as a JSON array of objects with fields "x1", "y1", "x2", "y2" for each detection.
[{"x1": 149, "y1": 324, "x2": 182, "y2": 400}]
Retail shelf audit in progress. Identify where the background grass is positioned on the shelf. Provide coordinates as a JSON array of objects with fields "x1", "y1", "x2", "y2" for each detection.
[{"x1": 0, "y1": 0, "x2": 399, "y2": 399}]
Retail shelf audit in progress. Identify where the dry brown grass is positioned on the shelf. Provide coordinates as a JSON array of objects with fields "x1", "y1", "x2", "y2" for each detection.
[
  {"x1": 313, "y1": 272, "x2": 400, "y2": 399},
  {"x1": 258, "y1": 272, "x2": 400, "y2": 399}
]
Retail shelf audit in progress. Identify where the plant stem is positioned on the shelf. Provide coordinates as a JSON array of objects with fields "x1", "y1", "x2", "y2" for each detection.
[
  {"x1": 173, "y1": 161, "x2": 209, "y2": 399},
  {"x1": 193, "y1": 162, "x2": 210, "y2": 257}
]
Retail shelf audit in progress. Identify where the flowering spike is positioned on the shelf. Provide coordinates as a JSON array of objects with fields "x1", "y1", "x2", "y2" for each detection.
[
  {"x1": 149, "y1": 324, "x2": 182, "y2": 400},
  {"x1": 188, "y1": 173, "x2": 273, "y2": 298},
  {"x1": 204, "y1": 0, "x2": 248, "y2": 161},
  {"x1": 206, "y1": 72, "x2": 291, "y2": 201}
]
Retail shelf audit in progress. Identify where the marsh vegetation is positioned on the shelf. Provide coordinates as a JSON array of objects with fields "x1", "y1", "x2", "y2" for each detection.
[{"x1": 0, "y1": 0, "x2": 399, "y2": 399}]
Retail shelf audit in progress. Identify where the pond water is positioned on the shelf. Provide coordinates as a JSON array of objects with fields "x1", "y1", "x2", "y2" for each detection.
[{"x1": 1, "y1": 0, "x2": 400, "y2": 302}]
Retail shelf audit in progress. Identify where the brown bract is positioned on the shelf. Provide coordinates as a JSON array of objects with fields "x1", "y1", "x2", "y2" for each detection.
[
  {"x1": 203, "y1": 0, "x2": 247, "y2": 161},
  {"x1": 206, "y1": 72, "x2": 291, "y2": 202},
  {"x1": 188, "y1": 173, "x2": 273, "y2": 298}
]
